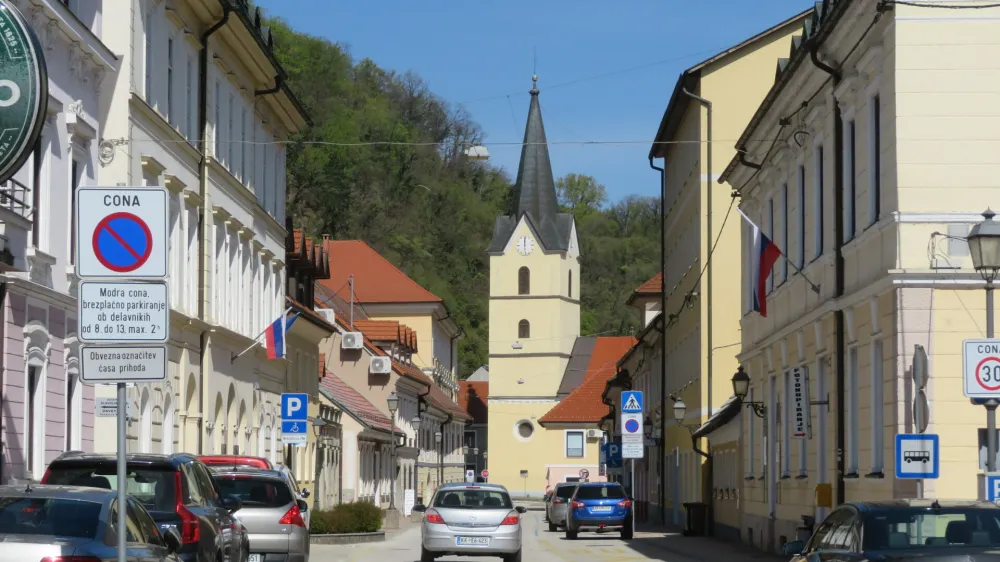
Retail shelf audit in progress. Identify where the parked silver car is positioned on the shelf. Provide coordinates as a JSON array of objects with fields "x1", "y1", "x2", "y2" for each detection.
[
  {"x1": 413, "y1": 484, "x2": 525, "y2": 562},
  {"x1": 545, "y1": 483, "x2": 577, "y2": 531},
  {"x1": 212, "y1": 470, "x2": 310, "y2": 562},
  {"x1": 0, "y1": 484, "x2": 184, "y2": 562}
]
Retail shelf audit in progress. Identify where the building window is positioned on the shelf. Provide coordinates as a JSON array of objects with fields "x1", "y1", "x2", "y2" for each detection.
[
  {"x1": 766, "y1": 198, "x2": 774, "y2": 293},
  {"x1": 167, "y1": 37, "x2": 174, "y2": 125},
  {"x1": 870, "y1": 339, "x2": 884, "y2": 473},
  {"x1": 797, "y1": 165, "x2": 805, "y2": 269},
  {"x1": 780, "y1": 183, "x2": 788, "y2": 283},
  {"x1": 240, "y1": 107, "x2": 248, "y2": 182},
  {"x1": 227, "y1": 93, "x2": 235, "y2": 168},
  {"x1": 516, "y1": 421, "x2": 534, "y2": 440},
  {"x1": 847, "y1": 346, "x2": 860, "y2": 475},
  {"x1": 518, "y1": 319, "x2": 530, "y2": 339},
  {"x1": 31, "y1": 136, "x2": 42, "y2": 248},
  {"x1": 566, "y1": 431, "x2": 584, "y2": 458},
  {"x1": 813, "y1": 145, "x2": 824, "y2": 260},
  {"x1": 69, "y1": 159, "x2": 81, "y2": 264},
  {"x1": 186, "y1": 56, "x2": 195, "y2": 140},
  {"x1": 843, "y1": 119, "x2": 856, "y2": 243},
  {"x1": 769, "y1": 374, "x2": 777, "y2": 477},
  {"x1": 214, "y1": 82, "x2": 221, "y2": 159},
  {"x1": 568, "y1": 270, "x2": 572, "y2": 298},
  {"x1": 869, "y1": 95, "x2": 881, "y2": 226},
  {"x1": 518, "y1": 266, "x2": 530, "y2": 295},
  {"x1": 26, "y1": 365, "x2": 40, "y2": 477}
]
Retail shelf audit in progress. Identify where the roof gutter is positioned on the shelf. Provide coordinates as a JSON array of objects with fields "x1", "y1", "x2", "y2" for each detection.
[{"x1": 650, "y1": 154, "x2": 667, "y2": 526}]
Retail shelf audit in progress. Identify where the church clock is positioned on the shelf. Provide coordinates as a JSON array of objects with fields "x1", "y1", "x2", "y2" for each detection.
[{"x1": 516, "y1": 236, "x2": 535, "y2": 256}]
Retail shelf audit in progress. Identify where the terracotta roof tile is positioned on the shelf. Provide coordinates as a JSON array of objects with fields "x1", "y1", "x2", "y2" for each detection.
[
  {"x1": 319, "y1": 240, "x2": 442, "y2": 304},
  {"x1": 427, "y1": 382, "x2": 471, "y2": 421},
  {"x1": 353, "y1": 320, "x2": 401, "y2": 342},
  {"x1": 293, "y1": 229, "x2": 303, "y2": 255},
  {"x1": 539, "y1": 336, "x2": 637, "y2": 424},
  {"x1": 459, "y1": 381, "x2": 488, "y2": 424},
  {"x1": 392, "y1": 359, "x2": 434, "y2": 386},
  {"x1": 320, "y1": 370, "x2": 400, "y2": 433}
]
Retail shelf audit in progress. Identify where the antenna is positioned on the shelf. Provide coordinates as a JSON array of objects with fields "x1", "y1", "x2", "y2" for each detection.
[
  {"x1": 533, "y1": 47, "x2": 537, "y2": 78},
  {"x1": 349, "y1": 274, "x2": 355, "y2": 328}
]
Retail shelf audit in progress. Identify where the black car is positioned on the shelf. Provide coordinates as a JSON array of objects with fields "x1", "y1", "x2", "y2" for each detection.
[
  {"x1": 784, "y1": 499, "x2": 1000, "y2": 561},
  {"x1": 43, "y1": 451, "x2": 249, "y2": 562}
]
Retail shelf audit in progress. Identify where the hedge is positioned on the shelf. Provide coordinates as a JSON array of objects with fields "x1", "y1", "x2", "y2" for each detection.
[{"x1": 309, "y1": 501, "x2": 383, "y2": 534}]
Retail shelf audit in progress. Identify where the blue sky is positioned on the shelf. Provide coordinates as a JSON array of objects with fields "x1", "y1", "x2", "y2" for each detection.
[{"x1": 258, "y1": 0, "x2": 812, "y2": 203}]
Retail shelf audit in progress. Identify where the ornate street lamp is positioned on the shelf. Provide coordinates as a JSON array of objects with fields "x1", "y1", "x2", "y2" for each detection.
[
  {"x1": 434, "y1": 430, "x2": 443, "y2": 486},
  {"x1": 968, "y1": 209, "x2": 1000, "y2": 472},
  {"x1": 386, "y1": 393, "x2": 399, "y2": 513},
  {"x1": 732, "y1": 366, "x2": 766, "y2": 418}
]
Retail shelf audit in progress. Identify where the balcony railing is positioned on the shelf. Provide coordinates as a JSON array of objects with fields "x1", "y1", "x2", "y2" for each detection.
[{"x1": 0, "y1": 178, "x2": 32, "y2": 221}]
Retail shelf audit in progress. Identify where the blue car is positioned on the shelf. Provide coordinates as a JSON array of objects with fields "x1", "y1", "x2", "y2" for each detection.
[{"x1": 564, "y1": 482, "x2": 633, "y2": 540}]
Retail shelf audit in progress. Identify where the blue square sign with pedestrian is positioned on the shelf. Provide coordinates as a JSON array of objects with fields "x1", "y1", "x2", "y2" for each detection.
[
  {"x1": 621, "y1": 390, "x2": 643, "y2": 413},
  {"x1": 281, "y1": 393, "x2": 308, "y2": 435},
  {"x1": 895, "y1": 433, "x2": 939, "y2": 479}
]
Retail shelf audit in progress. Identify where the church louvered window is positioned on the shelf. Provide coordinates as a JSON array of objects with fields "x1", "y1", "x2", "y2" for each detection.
[
  {"x1": 518, "y1": 320, "x2": 530, "y2": 339},
  {"x1": 568, "y1": 270, "x2": 573, "y2": 298},
  {"x1": 518, "y1": 267, "x2": 530, "y2": 295}
]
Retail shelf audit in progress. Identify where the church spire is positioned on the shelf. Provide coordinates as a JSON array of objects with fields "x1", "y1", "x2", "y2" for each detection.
[{"x1": 513, "y1": 75, "x2": 559, "y2": 226}]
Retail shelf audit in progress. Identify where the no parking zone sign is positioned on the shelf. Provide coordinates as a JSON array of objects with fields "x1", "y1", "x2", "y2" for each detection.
[{"x1": 75, "y1": 187, "x2": 168, "y2": 279}]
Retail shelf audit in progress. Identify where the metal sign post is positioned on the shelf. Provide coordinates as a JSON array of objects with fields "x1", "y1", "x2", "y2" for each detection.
[{"x1": 117, "y1": 381, "x2": 127, "y2": 562}]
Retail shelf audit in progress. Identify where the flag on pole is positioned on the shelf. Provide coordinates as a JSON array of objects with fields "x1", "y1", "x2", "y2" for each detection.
[
  {"x1": 739, "y1": 209, "x2": 782, "y2": 318},
  {"x1": 264, "y1": 308, "x2": 300, "y2": 359}
]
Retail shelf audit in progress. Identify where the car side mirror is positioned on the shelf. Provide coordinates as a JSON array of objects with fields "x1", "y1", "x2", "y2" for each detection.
[
  {"x1": 782, "y1": 540, "x2": 805, "y2": 556},
  {"x1": 297, "y1": 499, "x2": 309, "y2": 511},
  {"x1": 163, "y1": 527, "x2": 182, "y2": 553},
  {"x1": 412, "y1": 504, "x2": 427, "y2": 513},
  {"x1": 301, "y1": 488, "x2": 311, "y2": 498},
  {"x1": 515, "y1": 506, "x2": 527, "y2": 514},
  {"x1": 222, "y1": 495, "x2": 242, "y2": 513}
]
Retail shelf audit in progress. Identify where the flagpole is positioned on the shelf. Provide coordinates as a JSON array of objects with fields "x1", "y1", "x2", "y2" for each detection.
[
  {"x1": 231, "y1": 306, "x2": 295, "y2": 363},
  {"x1": 737, "y1": 207, "x2": 821, "y2": 295}
]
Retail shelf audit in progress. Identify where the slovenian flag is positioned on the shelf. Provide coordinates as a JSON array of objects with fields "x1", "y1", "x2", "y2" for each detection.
[
  {"x1": 739, "y1": 209, "x2": 782, "y2": 318},
  {"x1": 264, "y1": 308, "x2": 300, "y2": 359}
]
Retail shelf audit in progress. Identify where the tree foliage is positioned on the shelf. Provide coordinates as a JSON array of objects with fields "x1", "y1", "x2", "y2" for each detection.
[{"x1": 268, "y1": 19, "x2": 660, "y2": 376}]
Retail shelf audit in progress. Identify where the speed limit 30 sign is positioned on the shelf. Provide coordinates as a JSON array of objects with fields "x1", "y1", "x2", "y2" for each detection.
[{"x1": 963, "y1": 339, "x2": 1000, "y2": 398}]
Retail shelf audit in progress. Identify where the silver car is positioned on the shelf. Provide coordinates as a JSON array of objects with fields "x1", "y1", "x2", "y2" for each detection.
[
  {"x1": 0, "y1": 484, "x2": 184, "y2": 562},
  {"x1": 414, "y1": 484, "x2": 525, "y2": 562},
  {"x1": 212, "y1": 470, "x2": 309, "y2": 562},
  {"x1": 546, "y1": 483, "x2": 577, "y2": 531}
]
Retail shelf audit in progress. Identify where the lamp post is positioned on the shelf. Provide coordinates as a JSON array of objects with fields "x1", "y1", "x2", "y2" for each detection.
[
  {"x1": 386, "y1": 392, "x2": 399, "y2": 512},
  {"x1": 473, "y1": 447, "x2": 479, "y2": 473},
  {"x1": 312, "y1": 418, "x2": 327, "y2": 511},
  {"x1": 411, "y1": 415, "x2": 421, "y2": 503},
  {"x1": 434, "y1": 430, "x2": 443, "y2": 488},
  {"x1": 968, "y1": 209, "x2": 1000, "y2": 472},
  {"x1": 483, "y1": 450, "x2": 488, "y2": 472},
  {"x1": 731, "y1": 366, "x2": 766, "y2": 418}
]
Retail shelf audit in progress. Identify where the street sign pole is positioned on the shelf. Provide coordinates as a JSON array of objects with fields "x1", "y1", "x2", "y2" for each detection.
[{"x1": 117, "y1": 381, "x2": 126, "y2": 562}]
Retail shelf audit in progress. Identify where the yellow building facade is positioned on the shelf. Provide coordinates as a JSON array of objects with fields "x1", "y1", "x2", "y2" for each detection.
[
  {"x1": 647, "y1": 10, "x2": 809, "y2": 529},
  {"x1": 721, "y1": 0, "x2": 1000, "y2": 553}
]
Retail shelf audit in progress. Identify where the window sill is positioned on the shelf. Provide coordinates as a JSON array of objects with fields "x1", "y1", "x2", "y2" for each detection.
[
  {"x1": 795, "y1": 474, "x2": 809, "y2": 480},
  {"x1": 780, "y1": 474, "x2": 791, "y2": 480},
  {"x1": 864, "y1": 471, "x2": 884, "y2": 479},
  {"x1": 844, "y1": 472, "x2": 860, "y2": 479}
]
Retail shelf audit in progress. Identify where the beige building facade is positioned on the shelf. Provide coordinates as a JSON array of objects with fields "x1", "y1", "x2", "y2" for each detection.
[
  {"x1": 647, "y1": 10, "x2": 809, "y2": 528},
  {"x1": 721, "y1": 0, "x2": 1000, "y2": 553}
]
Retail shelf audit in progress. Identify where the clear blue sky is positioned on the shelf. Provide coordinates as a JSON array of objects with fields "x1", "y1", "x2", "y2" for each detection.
[{"x1": 258, "y1": 0, "x2": 812, "y2": 203}]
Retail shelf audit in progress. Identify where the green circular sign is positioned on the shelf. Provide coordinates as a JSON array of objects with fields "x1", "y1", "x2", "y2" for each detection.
[{"x1": 0, "y1": 1, "x2": 47, "y2": 184}]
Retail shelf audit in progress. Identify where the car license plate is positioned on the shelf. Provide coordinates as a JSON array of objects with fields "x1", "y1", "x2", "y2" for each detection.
[
  {"x1": 457, "y1": 536, "x2": 490, "y2": 546},
  {"x1": 248, "y1": 554, "x2": 262, "y2": 562},
  {"x1": 591, "y1": 506, "x2": 613, "y2": 512}
]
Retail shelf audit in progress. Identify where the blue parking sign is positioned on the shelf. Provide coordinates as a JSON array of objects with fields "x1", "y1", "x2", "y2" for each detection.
[
  {"x1": 986, "y1": 473, "x2": 1000, "y2": 502},
  {"x1": 604, "y1": 441, "x2": 623, "y2": 469},
  {"x1": 281, "y1": 393, "x2": 308, "y2": 421}
]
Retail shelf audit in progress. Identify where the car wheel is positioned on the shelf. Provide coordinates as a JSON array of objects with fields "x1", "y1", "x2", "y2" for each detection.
[
  {"x1": 504, "y1": 549, "x2": 522, "y2": 562},
  {"x1": 565, "y1": 528, "x2": 578, "y2": 540},
  {"x1": 548, "y1": 522, "x2": 557, "y2": 532},
  {"x1": 621, "y1": 524, "x2": 634, "y2": 540},
  {"x1": 420, "y1": 546, "x2": 436, "y2": 562}
]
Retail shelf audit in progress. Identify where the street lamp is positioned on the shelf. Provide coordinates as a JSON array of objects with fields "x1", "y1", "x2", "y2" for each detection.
[
  {"x1": 969, "y1": 209, "x2": 1000, "y2": 472},
  {"x1": 311, "y1": 418, "x2": 326, "y2": 511},
  {"x1": 435, "y1": 430, "x2": 443, "y2": 487},
  {"x1": 386, "y1": 393, "x2": 399, "y2": 513},
  {"x1": 732, "y1": 366, "x2": 766, "y2": 418}
]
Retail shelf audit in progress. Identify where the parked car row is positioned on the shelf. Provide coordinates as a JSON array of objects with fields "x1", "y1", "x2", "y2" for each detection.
[
  {"x1": 543, "y1": 481, "x2": 634, "y2": 540},
  {"x1": 0, "y1": 452, "x2": 312, "y2": 562}
]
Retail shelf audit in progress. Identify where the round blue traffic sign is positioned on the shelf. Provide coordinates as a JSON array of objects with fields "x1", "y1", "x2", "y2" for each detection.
[
  {"x1": 92, "y1": 212, "x2": 153, "y2": 273},
  {"x1": 625, "y1": 418, "x2": 640, "y2": 433}
]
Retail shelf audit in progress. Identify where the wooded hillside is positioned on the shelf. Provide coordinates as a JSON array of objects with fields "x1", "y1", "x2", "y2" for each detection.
[{"x1": 268, "y1": 19, "x2": 661, "y2": 376}]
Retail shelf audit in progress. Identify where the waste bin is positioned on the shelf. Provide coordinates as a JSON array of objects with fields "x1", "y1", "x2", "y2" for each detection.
[
  {"x1": 796, "y1": 515, "x2": 816, "y2": 541},
  {"x1": 682, "y1": 502, "x2": 708, "y2": 536}
]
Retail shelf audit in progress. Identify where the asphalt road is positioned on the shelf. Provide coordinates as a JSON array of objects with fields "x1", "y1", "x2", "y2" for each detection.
[{"x1": 310, "y1": 509, "x2": 703, "y2": 562}]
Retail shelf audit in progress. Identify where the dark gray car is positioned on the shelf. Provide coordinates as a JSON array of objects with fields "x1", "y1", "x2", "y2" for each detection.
[{"x1": 0, "y1": 484, "x2": 184, "y2": 562}]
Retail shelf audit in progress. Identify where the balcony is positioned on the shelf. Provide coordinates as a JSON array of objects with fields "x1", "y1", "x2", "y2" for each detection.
[{"x1": 0, "y1": 178, "x2": 32, "y2": 222}]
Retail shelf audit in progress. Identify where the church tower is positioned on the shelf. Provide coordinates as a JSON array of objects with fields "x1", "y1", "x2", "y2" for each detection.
[{"x1": 485, "y1": 76, "x2": 580, "y2": 495}]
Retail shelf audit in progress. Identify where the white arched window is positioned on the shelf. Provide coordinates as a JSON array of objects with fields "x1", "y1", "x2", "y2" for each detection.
[
  {"x1": 24, "y1": 322, "x2": 50, "y2": 480},
  {"x1": 65, "y1": 334, "x2": 82, "y2": 451}
]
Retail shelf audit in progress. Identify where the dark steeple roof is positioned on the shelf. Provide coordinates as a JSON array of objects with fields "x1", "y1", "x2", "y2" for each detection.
[{"x1": 488, "y1": 76, "x2": 575, "y2": 254}]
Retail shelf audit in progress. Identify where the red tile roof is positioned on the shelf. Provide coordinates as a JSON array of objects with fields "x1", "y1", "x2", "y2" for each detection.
[
  {"x1": 320, "y1": 369, "x2": 400, "y2": 433},
  {"x1": 538, "y1": 336, "x2": 637, "y2": 424},
  {"x1": 319, "y1": 240, "x2": 442, "y2": 304},
  {"x1": 459, "y1": 381, "x2": 488, "y2": 424},
  {"x1": 427, "y1": 382, "x2": 472, "y2": 421},
  {"x1": 627, "y1": 273, "x2": 662, "y2": 305},
  {"x1": 392, "y1": 359, "x2": 434, "y2": 386}
]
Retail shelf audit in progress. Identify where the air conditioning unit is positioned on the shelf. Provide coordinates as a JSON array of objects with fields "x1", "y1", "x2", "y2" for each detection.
[
  {"x1": 370, "y1": 356, "x2": 392, "y2": 374},
  {"x1": 587, "y1": 429, "x2": 598, "y2": 439},
  {"x1": 341, "y1": 332, "x2": 364, "y2": 350},
  {"x1": 316, "y1": 309, "x2": 335, "y2": 324}
]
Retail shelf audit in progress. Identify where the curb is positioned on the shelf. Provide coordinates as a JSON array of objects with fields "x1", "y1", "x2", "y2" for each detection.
[{"x1": 310, "y1": 532, "x2": 386, "y2": 545}]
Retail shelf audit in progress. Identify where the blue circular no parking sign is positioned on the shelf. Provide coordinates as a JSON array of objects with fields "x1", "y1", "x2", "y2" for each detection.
[
  {"x1": 92, "y1": 212, "x2": 153, "y2": 273},
  {"x1": 624, "y1": 418, "x2": 640, "y2": 433}
]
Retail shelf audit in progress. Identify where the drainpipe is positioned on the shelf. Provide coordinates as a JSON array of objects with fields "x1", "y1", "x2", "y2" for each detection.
[
  {"x1": 255, "y1": 74, "x2": 283, "y2": 97},
  {"x1": 441, "y1": 413, "x2": 453, "y2": 484},
  {"x1": 681, "y1": 87, "x2": 714, "y2": 421},
  {"x1": 196, "y1": 2, "x2": 232, "y2": 454},
  {"x1": 649, "y1": 156, "x2": 667, "y2": 525},
  {"x1": 808, "y1": 39, "x2": 845, "y2": 507},
  {"x1": 691, "y1": 434, "x2": 712, "y2": 536}
]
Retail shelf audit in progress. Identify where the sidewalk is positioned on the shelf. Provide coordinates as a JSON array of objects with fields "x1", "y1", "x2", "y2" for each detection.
[{"x1": 631, "y1": 523, "x2": 785, "y2": 562}]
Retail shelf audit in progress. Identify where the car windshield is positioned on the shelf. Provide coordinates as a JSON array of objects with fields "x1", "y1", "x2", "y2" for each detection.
[
  {"x1": 45, "y1": 465, "x2": 176, "y2": 513},
  {"x1": 433, "y1": 489, "x2": 513, "y2": 509},
  {"x1": 0, "y1": 497, "x2": 102, "y2": 538},
  {"x1": 556, "y1": 486, "x2": 576, "y2": 499},
  {"x1": 215, "y1": 476, "x2": 293, "y2": 508},
  {"x1": 865, "y1": 507, "x2": 1000, "y2": 549},
  {"x1": 575, "y1": 486, "x2": 625, "y2": 500}
]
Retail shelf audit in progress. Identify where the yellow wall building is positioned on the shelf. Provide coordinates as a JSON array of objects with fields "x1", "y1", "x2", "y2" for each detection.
[
  {"x1": 646, "y1": 9, "x2": 809, "y2": 530},
  {"x1": 720, "y1": 0, "x2": 1000, "y2": 553}
]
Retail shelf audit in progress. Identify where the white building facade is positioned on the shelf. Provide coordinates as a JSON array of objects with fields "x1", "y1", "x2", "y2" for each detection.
[
  {"x1": 95, "y1": 0, "x2": 309, "y2": 457},
  {"x1": 0, "y1": 0, "x2": 117, "y2": 483}
]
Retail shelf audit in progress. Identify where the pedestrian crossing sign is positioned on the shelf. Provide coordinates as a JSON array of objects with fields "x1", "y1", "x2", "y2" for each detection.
[{"x1": 621, "y1": 391, "x2": 643, "y2": 413}]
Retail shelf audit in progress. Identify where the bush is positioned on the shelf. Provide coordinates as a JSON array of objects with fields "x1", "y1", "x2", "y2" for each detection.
[{"x1": 309, "y1": 501, "x2": 384, "y2": 534}]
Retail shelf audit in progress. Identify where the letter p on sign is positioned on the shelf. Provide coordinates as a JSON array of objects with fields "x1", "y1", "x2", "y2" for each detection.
[{"x1": 281, "y1": 393, "x2": 308, "y2": 421}]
